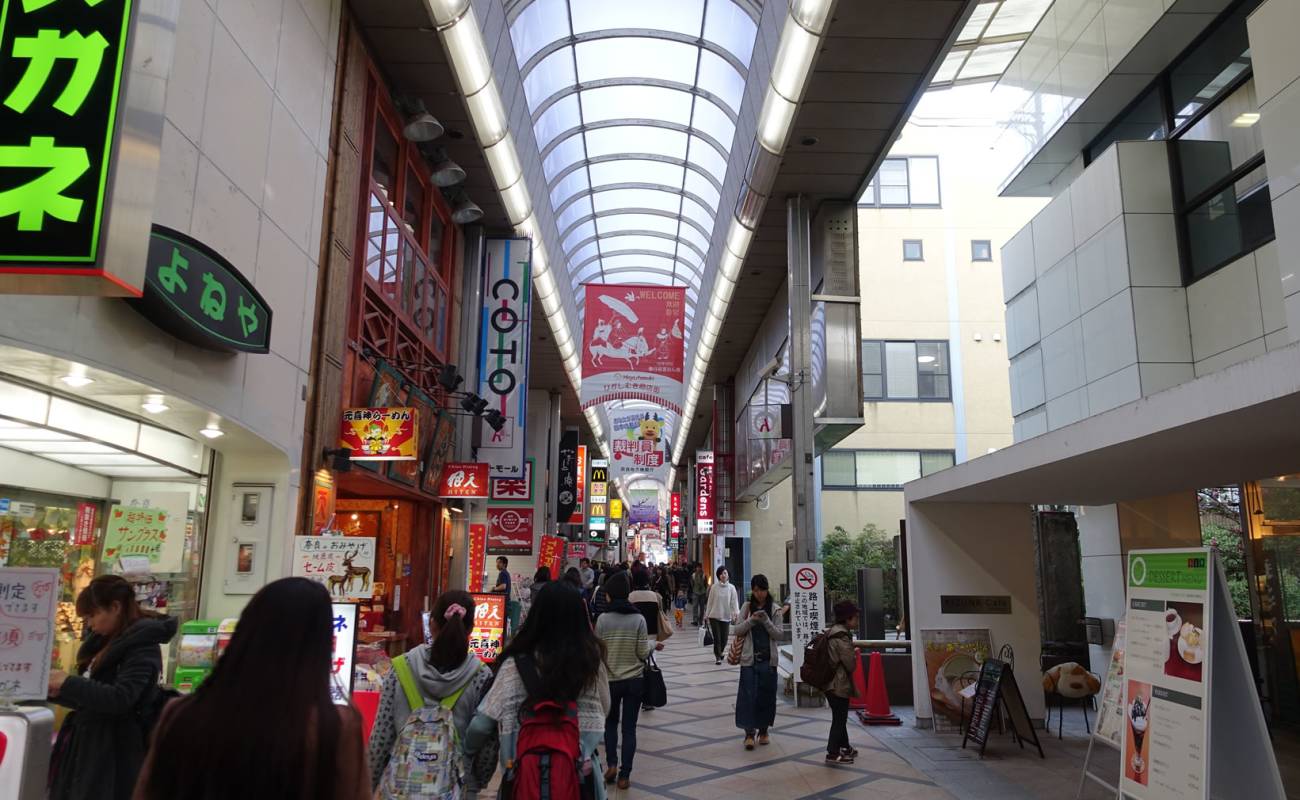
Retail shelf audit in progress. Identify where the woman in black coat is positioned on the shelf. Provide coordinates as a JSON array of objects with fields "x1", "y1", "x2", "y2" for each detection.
[{"x1": 48, "y1": 575, "x2": 178, "y2": 800}]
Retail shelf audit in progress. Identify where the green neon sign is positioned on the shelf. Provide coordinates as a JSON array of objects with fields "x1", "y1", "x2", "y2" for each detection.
[
  {"x1": 0, "y1": 0, "x2": 133, "y2": 265},
  {"x1": 131, "y1": 226, "x2": 274, "y2": 354}
]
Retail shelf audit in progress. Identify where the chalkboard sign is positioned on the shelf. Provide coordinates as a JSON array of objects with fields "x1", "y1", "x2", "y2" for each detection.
[{"x1": 961, "y1": 658, "x2": 1044, "y2": 758}]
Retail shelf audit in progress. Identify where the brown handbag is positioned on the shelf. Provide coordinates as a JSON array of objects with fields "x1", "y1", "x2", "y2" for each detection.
[{"x1": 726, "y1": 633, "x2": 746, "y2": 665}]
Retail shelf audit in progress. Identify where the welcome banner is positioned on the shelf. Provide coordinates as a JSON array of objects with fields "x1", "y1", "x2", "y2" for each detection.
[{"x1": 580, "y1": 284, "x2": 685, "y2": 414}]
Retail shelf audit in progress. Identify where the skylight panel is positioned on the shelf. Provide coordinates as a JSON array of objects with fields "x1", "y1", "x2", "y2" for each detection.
[
  {"x1": 562, "y1": 220, "x2": 596, "y2": 254},
  {"x1": 683, "y1": 170, "x2": 720, "y2": 211},
  {"x1": 588, "y1": 159, "x2": 686, "y2": 189},
  {"x1": 585, "y1": 126, "x2": 689, "y2": 160},
  {"x1": 697, "y1": 50, "x2": 745, "y2": 114},
  {"x1": 550, "y1": 169, "x2": 589, "y2": 209},
  {"x1": 599, "y1": 234, "x2": 679, "y2": 257},
  {"x1": 703, "y1": 1, "x2": 757, "y2": 65},
  {"x1": 582, "y1": 86, "x2": 694, "y2": 126},
  {"x1": 535, "y1": 95, "x2": 582, "y2": 147},
  {"x1": 592, "y1": 188, "x2": 682, "y2": 214},
  {"x1": 569, "y1": 0, "x2": 704, "y2": 38},
  {"x1": 690, "y1": 99, "x2": 736, "y2": 150},
  {"x1": 510, "y1": 0, "x2": 570, "y2": 65},
  {"x1": 524, "y1": 47, "x2": 576, "y2": 110},
  {"x1": 598, "y1": 213, "x2": 682, "y2": 238},
  {"x1": 687, "y1": 135, "x2": 729, "y2": 182},
  {"x1": 575, "y1": 38, "x2": 699, "y2": 86},
  {"x1": 543, "y1": 134, "x2": 586, "y2": 181},
  {"x1": 556, "y1": 195, "x2": 592, "y2": 233}
]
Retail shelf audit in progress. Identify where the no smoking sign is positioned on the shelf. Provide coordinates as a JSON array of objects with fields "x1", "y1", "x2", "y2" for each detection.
[{"x1": 795, "y1": 567, "x2": 819, "y2": 590}]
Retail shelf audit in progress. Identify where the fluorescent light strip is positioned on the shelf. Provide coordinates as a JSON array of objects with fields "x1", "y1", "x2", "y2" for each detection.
[{"x1": 672, "y1": 5, "x2": 824, "y2": 466}]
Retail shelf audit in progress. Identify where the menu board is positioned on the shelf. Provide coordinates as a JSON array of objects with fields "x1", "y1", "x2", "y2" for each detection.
[
  {"x1": 0, "y1": 567, "x2": 59, "y2": 701},
  {"x1": 961, "y1": 658, "x2": 1042, "y2": 757},
  {"x1": 469, "y1": 593, "x2": 506, "y2": 664},
  {"x1": 1094, "y1": 621, "x2": 1127, "y2": 746},
  {"x1": 1121, "y1": 549, "x2": 1211, "y2": 799}
]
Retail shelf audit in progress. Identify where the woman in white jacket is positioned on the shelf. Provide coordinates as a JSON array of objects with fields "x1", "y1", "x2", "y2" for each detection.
[{"x1": 704, "y1": 566, "x2": 740, "y2": 665}]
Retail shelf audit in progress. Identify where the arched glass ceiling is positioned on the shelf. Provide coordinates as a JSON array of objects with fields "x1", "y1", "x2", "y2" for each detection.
[{"x1": 509, "y1": 0, "x2": 758, "y2": 330}]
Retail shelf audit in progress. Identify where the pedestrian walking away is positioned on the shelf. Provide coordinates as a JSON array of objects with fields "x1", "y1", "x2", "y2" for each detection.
[
  {"x1": 491, "y1": 556, "x2": 521, "y2": 635},
  {"x1": 690, "y1": 564, "x2": 709, "y2": 627},
  {"x1": 47, "y1": 575, "x2": 178, "y2": 800},
  {"x1": 704, "y1": 566, "x2": 740, "y2": 665},
  {"x1": 732, "y1": 574, "x2": 788, "y2": 750},
  {"x1": 595, "y1": 571, "x2": 662, "y2": 790},
  {"x1": 822, "y1": 601, "x2": 862, "y2": 765},
  {"x1": 133, "y1": 577, "x2": 370, "y2": 800},
  {"x1": 368, "y1": 590, "x2": 495, "y2": 799}
]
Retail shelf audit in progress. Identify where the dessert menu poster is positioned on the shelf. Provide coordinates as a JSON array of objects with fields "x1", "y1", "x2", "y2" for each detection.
[{"x1": 1120, "y1": 549, "x2": 1211, "y2": 800}]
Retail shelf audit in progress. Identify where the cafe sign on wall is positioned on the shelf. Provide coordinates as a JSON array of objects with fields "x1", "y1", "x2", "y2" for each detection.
[
  {"x1": 132, "y1": 226, "x2": 273, "y2": 352},
  {"x1": 0, "y1": 0, "x2": 154, "y2": 295}
]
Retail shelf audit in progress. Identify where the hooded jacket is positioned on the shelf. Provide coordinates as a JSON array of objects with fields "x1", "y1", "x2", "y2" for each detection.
[
  {"x1": 51, "y1": 615, "x2": 178, "y2": 800},
  {"x1": 367, "y1": 643, "x2": 493, "y2": 791}
]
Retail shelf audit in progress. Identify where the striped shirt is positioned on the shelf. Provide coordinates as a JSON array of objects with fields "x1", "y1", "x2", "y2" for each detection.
[{"x1": 596, "y1": 610, "x2": 653, "y2": 682}]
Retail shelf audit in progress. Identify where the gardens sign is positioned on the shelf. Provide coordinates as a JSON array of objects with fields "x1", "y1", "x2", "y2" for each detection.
[{"x1": 132, "y1": 226, "x2": 272, "y2": 353}]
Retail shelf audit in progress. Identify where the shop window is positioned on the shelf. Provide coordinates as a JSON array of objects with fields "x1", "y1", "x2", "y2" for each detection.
[
  {"x1": 903, "y1": 240, "x2": 924, "y2": 261},
  {"x1": 862, "y1": 340, "x2": 951, "y2": 401},
  {"x1": 822, "y1": 449, "x2": 956, "y2": 490},
  {"x1": 971, "y1": 240, "x2": 992, "y2": 261},
  {"x1": 372, "y1": 121, "x2": 399, "y2": 202},
  {"x1": 860, "y1": 156, "x2": 941, "y2": 207}
]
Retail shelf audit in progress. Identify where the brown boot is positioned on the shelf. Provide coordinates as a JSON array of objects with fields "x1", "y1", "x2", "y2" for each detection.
[
  {"x1": 604, "y1": 767, "x2": 617, "y2": 784},
  {"x1": 617, "y1": 776, "x2": 631, "y2": 790}
]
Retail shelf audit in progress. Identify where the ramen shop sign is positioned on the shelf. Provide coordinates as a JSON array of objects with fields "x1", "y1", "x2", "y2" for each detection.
[
  {"x1": 339, "y1": 408, "x2": 417, "y2": 461},
  {"x1": 0, "y1": 0, "x2": 144, "y2": 294}
]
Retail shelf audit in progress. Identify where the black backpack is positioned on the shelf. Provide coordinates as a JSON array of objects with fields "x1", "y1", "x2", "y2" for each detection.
[
  {"x1": 799, "y1": 630, "x2": 841, "y2": 689},
  {"x1": 137, "y1": 682, "x2": 181, "y2": 739}
]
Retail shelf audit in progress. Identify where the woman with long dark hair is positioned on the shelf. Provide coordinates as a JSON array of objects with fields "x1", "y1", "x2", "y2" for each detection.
[
  {"x1": 48, "y1": 575, "x2": 177, "y2": 800},
  {"x1": 369, "y1": 590, "x2": 494, "y2": 797},
  {"x1": 133, "y1": 577, "x2": 369, "y2": 800},
  {"x1": 732, "y1": 574, "x2": 786, "y2": 750},
  {"x1": 465, "y1": 581, "x2": 609, "y2": 795},
  {"x1": 529, "y1": 565, "x2": 551, "y2": 605},
  {"x1": 594, "y1": 572, "x2": 658, "y2": 790}
]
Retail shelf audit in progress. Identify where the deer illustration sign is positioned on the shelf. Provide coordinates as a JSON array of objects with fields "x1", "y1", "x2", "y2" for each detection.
[{"x1": 293, "y1": 536, "x2": 377, "y2": 601}]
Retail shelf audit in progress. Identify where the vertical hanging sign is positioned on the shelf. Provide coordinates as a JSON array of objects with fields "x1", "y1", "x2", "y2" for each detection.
[
  {"x1": 478, "y1": 238, "x2": 532, "y2": 479},
  {"x1": 568, "y1": 445, "x2": 587, "y2": 524},
  {"x1": 669, "y1": 492, "x2": 682, "y2": 540},
  {"x1": 0, "y1": 0, "x2": 153, "y2": 295},
  {"x1": 556, "y1": 430, "x2": 579, "y2": 523},
  {"x1": 580, "y1": 284, "x2": 686, "y2": 414},
  {"x1": 696, "y1": 451, "x2": 715, "y2": 535}
]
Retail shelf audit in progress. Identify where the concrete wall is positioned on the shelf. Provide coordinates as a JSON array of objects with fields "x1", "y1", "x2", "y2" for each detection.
[{"x1": 905, "y1": 501, "x2": 1046, "y2": 725}]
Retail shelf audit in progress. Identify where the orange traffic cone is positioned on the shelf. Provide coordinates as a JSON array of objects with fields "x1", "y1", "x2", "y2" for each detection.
[
  {"x1": 849, "y1": 652, "x2": 869, "y2": 709},
  {"x1": 857, "y1": 650, "x2": 901, "y2": 725}
]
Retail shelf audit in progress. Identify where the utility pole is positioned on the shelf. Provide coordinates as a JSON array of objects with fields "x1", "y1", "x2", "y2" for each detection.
[{"x1": 787, "y1": 195, "x2": 817, "y2": 564}]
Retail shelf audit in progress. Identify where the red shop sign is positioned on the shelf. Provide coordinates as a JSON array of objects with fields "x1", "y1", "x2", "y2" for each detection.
[
  {"x1": 73, "y1": 502, "x2": 97, "y2": 546},
  {"x1": 437, "y1": 462, "x2": 490, "y2": 498}
]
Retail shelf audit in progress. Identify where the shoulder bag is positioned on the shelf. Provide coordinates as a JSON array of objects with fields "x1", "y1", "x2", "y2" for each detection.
[{"x1": 642, "y1": 653, "x2": 668, "y2": 708}]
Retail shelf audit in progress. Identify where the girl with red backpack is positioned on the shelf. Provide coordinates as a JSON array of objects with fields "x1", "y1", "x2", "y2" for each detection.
[
  {"x1": 465, "y1": 581, "x2": 610, "y2": 800},
  {"x1": 368, "y1": 590, "x2": 495, "y2": 798}
]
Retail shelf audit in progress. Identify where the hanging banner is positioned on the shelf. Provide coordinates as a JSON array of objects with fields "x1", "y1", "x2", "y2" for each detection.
[
  {"x1": 311, "y1": 472, "x2": 336, "y2": 536},
  {"x1": 0, "y1": 567, "x2": 58, "y2": 700},
  {"x1": 292, "y1": 536, "x2": 377, "y2": 601},
  {"x1": 568, "y1": 445, "x2": 587, "y2": 524},
  {"x1": 696, "y1": 451, "x2": 715, "y2": 535},
  {"x1": 538, "y1": 535, "x2": 565, "y2": 579},
  {"x1": 489, "y1": 459, "x2": 533, "y2": 504},
  {"x1": 340, "y1": 408, "x2": 417, "y2": 461},
  {"x1": 581, "y1": 284, "x2": 686, "y2": 414},
  {"x1": 478, "y1": 237, "x2": 532, "y2": 479},
  {"x1": 469, "y1": 592, "x2": 507, "y2": 663},
  {"x1": 627, "y1": 489, "x2": 659, "y2": 526},
  {"x1": 73, "y1": 502, "x2": 97, "y2": 547},
  {"x1": 609, "y1": 407, "x2": 671, "y2": 480},
  {"x1": 466, "y1": 523, "x2": 487, "y2": 592},
  {"x1": 556, "y1": 430, "x2": 580, "y2": 523},
  {"x1": 486, "y1": 507, "x2": 533, "y2": 555},
  {"x1": 437, "y1": 462, "x2": 489, "y2": 499},
  {"x1": 610, "y1": 499, "x2": 623, "y2": 520},
  {"x1": 669, "y1": 492, "x2": 682, "y2": 539}
]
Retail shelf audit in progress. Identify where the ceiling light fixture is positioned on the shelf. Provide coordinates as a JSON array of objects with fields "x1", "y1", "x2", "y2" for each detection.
[
  {"x1": 199, "y1": 424, "x2": 224, "y2": 439},
  {"x1": 402, "y1": 100, "x2": 445, "y2": 142},
  {"x1": 917, "y1": 355, "x2": 937, "y2": 364},
  {"x1": 60, "y1": 366, "x2": 93, "y2": 387},
  {"x1": 432, "y1": 155, "x2": 467, "y2": 186},
  {"x1": 1231, "y1": 112, "x2": 1260, "y2": 127},
  {"x1": 141, "y1": 395, "x2": 169, "y2": 414},
  {"x1": 450, "y1": 192, "x2": 483, "y2": 224}
]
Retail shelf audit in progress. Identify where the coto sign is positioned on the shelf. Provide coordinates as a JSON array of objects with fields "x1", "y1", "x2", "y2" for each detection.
[
  {"x1": 437, "y1": 462, "x2": 490, "y2": 498},
  {"x1": 476, "y1": 238, "x2": 531, "y2": 479}
]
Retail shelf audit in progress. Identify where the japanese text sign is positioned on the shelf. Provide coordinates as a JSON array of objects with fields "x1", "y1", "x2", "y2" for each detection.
[
  {"x1": 437, "y1": 462, "x2": 489, "y2": 499},
  {"x1": 73, "y1": 501, "x2": 96, "y2": 546},
  {"x1": 0, "y1": 567, "x2": 58, "y2": 701},
  {"x1": 292, "y1": 536, "x2": 377, "y2": 602},
  {"x1": 568, "y1": 445, "x2": 587, "y2": 524},
  {"x1": 469, "y1": 592, "x2": 506, "y2": 663},
  {"x1": 133, "y1": 226, "x2": 273, "y2": 353},
  {"x1": 788, "y1": 562, "x2": 824, "y2": 679},
  {"x1": 102, "y1": 495, "x2": 185, "y2": 573},
  {"x1": 0, "y1": 0, "x2": 144, "y2": 294},
  {"x1": 467, "y1": 524, "x2": 487, "y2": 592},
  {"x1": 628, "y1": 489, "x2": 659, "y2": 526},
  {"x1": 581, "y1": 284, "x2": 685, "y2": 414},
  {"x1": 340, "y1": 407, "x2": 417, "y2": 461},
  {"x1": 696, "y1": 451, "x2": 715, "y2": 535},
  {"x1": 486, "y1": 507, "x2": 533, "y2": 555},
  {"x1": 609, "y1": 499, "x2": 622, "y2": 519},
  {"x1": 609, "y1": 407, "x2": 670, "y2": 481},
  {"x1": 330, "y1": 602, "x2": 357, "y2": 704},
  {"x1": 489, "y1": 458, "x2": 533, "y2": 503},
  {"x1": 669, "y1": 492, "x2": 682, "y2": 539},
  {"x1": 538, "y1": 535, "x2": 564, "y2": 580},
  {"x1": 556, "y1": 430, "x2": 579, "y2": 523},
  {"x1": 477, "y1": 238, "x2": 532, "y2": 479}
]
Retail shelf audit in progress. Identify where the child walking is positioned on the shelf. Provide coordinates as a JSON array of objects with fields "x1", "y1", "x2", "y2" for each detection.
[{"x1": 673, "y1": 589, "x2": 687, "y2": 628}]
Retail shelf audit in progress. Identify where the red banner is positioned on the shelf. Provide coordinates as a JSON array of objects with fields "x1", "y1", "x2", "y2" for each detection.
[
  {"x1": 469, "y1": 593, "x2": 506, "y2": 663},
  {"x1": 696, "y1": 452, "x2": 715, "y2": 535},
  {"x1": 467, "y1": 523, "x2": 487, "y2": 592},
  {"x1": 487, "y1": 507, "x2": 534, "y2": 554},
  {"x1": 340, "y1": 407, "x2": 417, "y2": 460},
  {"x1": 538, "y1": 535, "x2": 565, "y2": 579},
  {"x1": 73, "y1": 502, "x2": 97, "y2": 546},
  {"x1": 437, "y1": 462, "x2": 490, "y2": 498},
  {"x1": 580, "y1": 284, "x2": 685, "y2": 414},
  {"x1": 568, "y1": 446, "x2": 587, "y2": 524},
  {"x1": 670, "y1": 492, "x2": 682, "y2": 540}
]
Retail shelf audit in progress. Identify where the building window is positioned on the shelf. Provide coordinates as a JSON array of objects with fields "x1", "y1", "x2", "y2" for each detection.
[
  {"x1": 861, "y1": 340, "x2": 951, "y2": 401},
  {"x1": 971, "y1": 240, "x2": 992, "y2": 261},
  {"x1": 1081, "y1": 0, "x2": 1273, "y2": 284},
  {"x1": 903, "y1": 240, "x2": 924, "y2": 261},
  {"x1": 860, "y1": 156, "x2": 941, "y2": 207},
  {"x1": 822, "y1": 449, "x2": 956, "y2": 490}
]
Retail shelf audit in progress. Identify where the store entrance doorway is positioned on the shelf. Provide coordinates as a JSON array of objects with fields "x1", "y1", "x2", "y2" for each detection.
[{"x1": 1248, "y1": 479, "x2": 1300, "y2": 726}]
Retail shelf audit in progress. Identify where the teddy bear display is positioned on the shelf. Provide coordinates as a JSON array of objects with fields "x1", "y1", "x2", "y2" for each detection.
[{"x1": 1042, "y1": 661, "x2": 1101, "y2": 699}]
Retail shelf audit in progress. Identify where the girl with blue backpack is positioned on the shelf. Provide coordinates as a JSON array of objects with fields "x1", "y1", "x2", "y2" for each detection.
[{"x1": 369, "y1": 590, "x2": 495, "y2": 798}]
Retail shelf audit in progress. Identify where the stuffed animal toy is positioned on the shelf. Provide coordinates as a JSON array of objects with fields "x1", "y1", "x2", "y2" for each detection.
[{"x1": 1042, "y1": 662, "x2": 1101, "y2": 698}]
